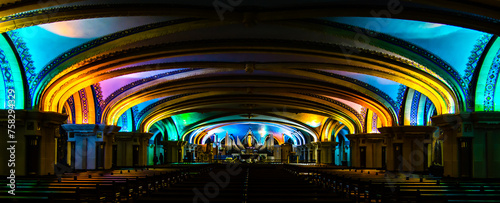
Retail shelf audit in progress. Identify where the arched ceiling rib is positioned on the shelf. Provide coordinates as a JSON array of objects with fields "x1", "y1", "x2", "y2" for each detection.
[
  {"x1": 102, "y1": 74, "x2": 395, "y2": 124},
  {"x1": 39, "y1": 39, "x2": 458, "y2": 116},
  {"x1": 20, "y1": 16, "x2": 460, "y2": 117},
  {"x1": 29, "y1": 16, "x2": 464, "y2": 116},
  {"x1": 186, "y1": 118, "x2": 319, "y2": 143}
]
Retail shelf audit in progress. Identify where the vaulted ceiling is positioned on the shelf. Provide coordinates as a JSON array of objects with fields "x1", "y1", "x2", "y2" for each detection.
[{"x1": 1, "y1": 0, "x2": 499, "y2": 144}]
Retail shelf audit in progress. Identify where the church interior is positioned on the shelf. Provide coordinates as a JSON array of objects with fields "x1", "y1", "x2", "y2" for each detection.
[{"x1": 1, "y1": 0, "x2": 500, "y2": 202}]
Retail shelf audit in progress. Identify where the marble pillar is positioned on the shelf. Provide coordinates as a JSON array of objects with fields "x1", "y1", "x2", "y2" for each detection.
[{"x1": 346, "y1": 133, "x2": 385, "y2": 168}]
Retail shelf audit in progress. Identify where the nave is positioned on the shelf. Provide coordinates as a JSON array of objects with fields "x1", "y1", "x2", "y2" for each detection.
[
  {"x1": 140, "y1": 164, "x2": 353, "y2": 203},
  {"x1": 2, "y1": 0, "x2": 500, "y2": 202}
]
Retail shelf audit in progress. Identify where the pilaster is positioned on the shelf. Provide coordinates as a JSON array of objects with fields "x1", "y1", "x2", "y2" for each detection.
[
  {"x1": 379, "y1": 126, "x2": 435, "y2": 172},
  {"x1": 62, "y1": 124, "x2": 120, "y2": 170},
  {"x1": 114, "y1": 132, "x2": 152, "y2": 166},
  {"x1": 318, "y1": 141, "x2": 337, "y2": 164},
  {"x1": 162, "y1": 141, "x2": 187, "y2": 163},
  {"x1": 346, "y1": 133, "x2": 385, "y2": 168},
  {"x1": 432, "y1": 112, "x2": 500, "y2": 178}
]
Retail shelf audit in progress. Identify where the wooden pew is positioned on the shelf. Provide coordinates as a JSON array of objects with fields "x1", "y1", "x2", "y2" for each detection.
[
  {"x1": 285, "y1": 164, "x2": 500, "y2": 203},
  {"x1": 0, "y1": 164, "x2": 213, "y2": 202}
]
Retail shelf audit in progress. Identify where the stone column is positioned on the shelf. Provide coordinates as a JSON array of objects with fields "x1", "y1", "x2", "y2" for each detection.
[
  {"x1": 295, "y1": 146, "x2": 303, "y2": 161},
  {"x1": 191, "y1": 144, "x2": 197, "y2": 161},
  {"x1": 162, "y1": 141, "x2": 187, "y2": 163},
  {"x1": 0, "y1": 110, "x2": 67, "y2": 176},
  {"x1": 304, "y1": 147, "x2": 308, "y2": 162},
  {"x1": 318, "y1": 142, "x2": 337, "y2": 164},
  {"x1": 299, "y1": 146, "x2": 305, "y2": 161},
  {"x1": 62, "y1": 124, "x2": 120, "y2": 170},
  {"x1": 367, "y1": 136, "x2": 385, "y2": 168},
  {"x1": 431, "y1": 115, "x2": 460, "y2": 177},
  {"x1": 346, "y1": 134, "x2": 385, "y2": 168},
  {"x1": 280, "y1": 143, "x2": 293, "y2": 163},
  {"x1": 379, "y1": 126, "x2": 435, "y2": 173},
  {"x1": 304, "y1": 143, "x2": 318, "y2": 163},
  {"x1": 138, "y1": 133, "x2": 152, "y2": 166},
  {"x1": 103, "y1": 132, "x2": 114, "y2": 169},
  {"x1": 432, "y1": 112, "x2": 500, "y2": 178},
  {"x1": 312, "y1": 142, "x2": 319, "y2": 163},
  {"x1": 184, "y1": 144, "x2": 191, "y2": 162},
  {"x1": 346, "y1": 135, "x2": 360, "y2": 167},
  {"x1": 114, "y1": 132, "x2": 133, "y2": 167}
]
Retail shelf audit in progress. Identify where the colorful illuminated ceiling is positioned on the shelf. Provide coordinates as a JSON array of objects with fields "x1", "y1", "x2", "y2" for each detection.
[{"x1": 1, "y1": 0, "x2": 499, "y2": 145}]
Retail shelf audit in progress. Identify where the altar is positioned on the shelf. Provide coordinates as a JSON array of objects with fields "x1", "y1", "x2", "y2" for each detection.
[{"x1": 197, "y1": 127, "x2": 294, "y2": 163}]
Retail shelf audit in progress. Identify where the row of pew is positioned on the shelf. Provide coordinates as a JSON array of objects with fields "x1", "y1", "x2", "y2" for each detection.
[
  {"x1": 140, "y1": 163, "x2": 354, "y2": 203},
  {"x1": 6, "y1": 163, "x2": 499, "y2": 202},
  {"x1": 285, "y1": 164, "x2": 500, "y2": 203},
  {"x1": 1, "y1": 164, "x2": 214, "y2": 202},
  {"x1": 139, "y1": 164, "x2": 353, "y2": 203}
]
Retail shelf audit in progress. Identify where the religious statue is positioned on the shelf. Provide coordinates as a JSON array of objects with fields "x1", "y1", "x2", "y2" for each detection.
[{"x1": 247, "y1": 134, "x2": 253, "y2": 147}]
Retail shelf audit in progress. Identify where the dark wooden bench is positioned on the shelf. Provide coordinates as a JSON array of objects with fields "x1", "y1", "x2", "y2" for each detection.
[
  {"x1": 0, "y1": 164, "x2": 213, "y2": 202},
  {"x1": 286, "y1": 165, "x2": 500, "y2": 203}
]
